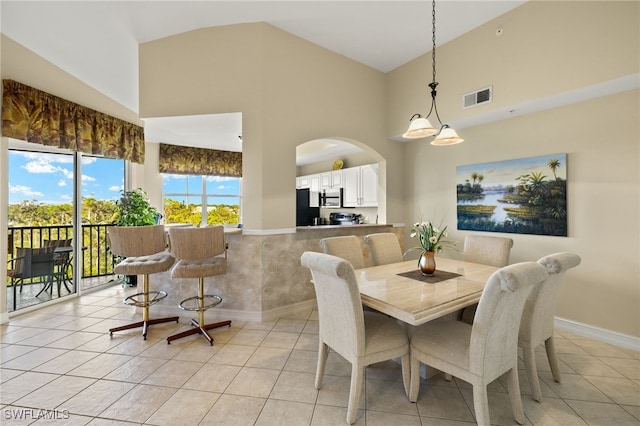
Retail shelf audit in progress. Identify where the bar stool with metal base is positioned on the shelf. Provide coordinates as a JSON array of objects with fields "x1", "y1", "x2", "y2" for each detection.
[
  {"x1": 108, "y1": 225, "x2": 179, "y2": 339},
  {"x1": 166, "y1": 225, "x2": 232, "y2": 345}
]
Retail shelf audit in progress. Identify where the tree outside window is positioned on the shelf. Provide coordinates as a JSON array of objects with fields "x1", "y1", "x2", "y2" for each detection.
[{"x1": 162, "y1": 174, "x2": 241, "y2": 226}]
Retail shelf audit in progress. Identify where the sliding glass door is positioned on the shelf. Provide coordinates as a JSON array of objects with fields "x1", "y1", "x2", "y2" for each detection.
[{"x1": 7, "y1": 144, "x2": 124, "y2": 312}]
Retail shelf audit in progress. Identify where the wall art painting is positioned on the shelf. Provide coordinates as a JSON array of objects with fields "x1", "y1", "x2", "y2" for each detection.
[{"x1": 456, "y1": 154, "x2": 567, "y2": 236}]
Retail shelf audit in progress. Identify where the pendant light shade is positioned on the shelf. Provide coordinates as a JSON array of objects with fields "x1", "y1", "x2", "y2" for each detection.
[
  {"x1": 403, "y1": 0, "x2": 463, "y2": 146},
  {"x1": 402, "y1": 114, "x2": 438, "y2": 139},
  {"x1": 431, "y1": 125, "x2": 464, "y2": 146}
]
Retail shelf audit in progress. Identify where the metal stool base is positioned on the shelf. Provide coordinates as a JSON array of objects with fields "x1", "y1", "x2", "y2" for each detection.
[
  {"x1": 109, "y1": 316, "x2": 179, "y2": 340},
  {"x1": 166, "y1": 318, "x2": 232, "y2": 345}
]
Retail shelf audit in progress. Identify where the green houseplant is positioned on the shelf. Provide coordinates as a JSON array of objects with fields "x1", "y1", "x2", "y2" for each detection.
[
  {"x1": 113, "y1": 188, "x2": 159, "y2": 226},
  {"x1": 112, "y1": 189, "x2": 159, "y2": 285}
]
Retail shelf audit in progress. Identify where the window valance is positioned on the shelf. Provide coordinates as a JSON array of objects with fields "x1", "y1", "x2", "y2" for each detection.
[
  {"x1": 1, "y1": 79, "x2": 145, "y2": 163},
  {"x1": 159, "y1": 143, "x2": 242, "y2": 177}
]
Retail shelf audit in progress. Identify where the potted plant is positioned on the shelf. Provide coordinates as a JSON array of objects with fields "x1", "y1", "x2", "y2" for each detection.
[
  {"x1": 113, "y1": 188, "x2": 159, "y2": 227},
  {"x1": 112, "y1": 189, "x2": 160, "y2": 285}
]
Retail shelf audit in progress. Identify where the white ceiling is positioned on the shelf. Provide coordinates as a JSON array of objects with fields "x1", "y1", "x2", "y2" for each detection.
[{"x1": 1, "y1": 0, "x2": 526, "y2": 163}]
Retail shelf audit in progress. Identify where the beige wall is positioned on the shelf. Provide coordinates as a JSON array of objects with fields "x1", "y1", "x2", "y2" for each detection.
[
  {"x1": 139, "y1": 23, "x2": 404, "y2": 229},
  {"x1": 390, "y1": 1, "x2": 640, "y2": 337}
]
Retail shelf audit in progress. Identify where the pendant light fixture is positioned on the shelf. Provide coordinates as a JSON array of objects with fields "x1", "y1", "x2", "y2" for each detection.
[{"x1": 402, "y1": 0, "x2": 463, "y2": 146}]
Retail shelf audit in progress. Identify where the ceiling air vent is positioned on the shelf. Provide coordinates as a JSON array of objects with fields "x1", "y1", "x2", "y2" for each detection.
[{"x1": 463, "y1": 86, "x2": 492, "y2": 109}]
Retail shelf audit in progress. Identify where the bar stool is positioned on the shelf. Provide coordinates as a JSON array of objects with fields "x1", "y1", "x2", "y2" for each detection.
[
  {"x1": 166, "y1": 225, "x2": 232, "y2": 345},
  {"x1": 108, "y1": 225, "x2": 179, "y2": 339}
]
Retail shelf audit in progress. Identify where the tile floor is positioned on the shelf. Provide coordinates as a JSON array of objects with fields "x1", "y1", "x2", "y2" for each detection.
[{"x1": 1, "y1": 283, "x2": 639, "y2": 425}]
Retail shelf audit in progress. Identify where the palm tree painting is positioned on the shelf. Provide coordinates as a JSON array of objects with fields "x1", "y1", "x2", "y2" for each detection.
[{"x1": 456, "y1": 154, "x2": 567, "y2": 236}]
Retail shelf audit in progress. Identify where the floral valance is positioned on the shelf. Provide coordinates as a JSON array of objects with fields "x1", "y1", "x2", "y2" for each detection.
[
  {"x1": 159, "y1": 143, "x2": 242, "y2": 177},
  {"x1": 1, "y1": 80, "x2": 145, "y2": 163}
]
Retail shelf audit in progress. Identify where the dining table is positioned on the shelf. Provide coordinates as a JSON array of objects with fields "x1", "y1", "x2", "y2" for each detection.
[{"x1": 355, "y1": 257, "x2": 500, "y2": 326}]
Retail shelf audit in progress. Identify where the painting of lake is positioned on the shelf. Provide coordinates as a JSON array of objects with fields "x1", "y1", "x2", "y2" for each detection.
[{"x1": 456, "y1": 154, "x2": 567, "y2": 236}]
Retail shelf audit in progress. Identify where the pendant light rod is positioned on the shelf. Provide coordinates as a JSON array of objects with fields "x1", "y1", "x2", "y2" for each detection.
[{"x1": 402, "y1": 0, "x2": 463, "y2": 145}]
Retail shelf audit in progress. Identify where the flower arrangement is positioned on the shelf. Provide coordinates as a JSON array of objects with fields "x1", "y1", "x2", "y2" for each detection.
[{"x1": 405, "y1": 220, "x2": 455, "y2": 256}]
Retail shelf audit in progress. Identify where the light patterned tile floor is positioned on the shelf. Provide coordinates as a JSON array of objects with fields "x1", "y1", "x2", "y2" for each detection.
[{"x1": 1, "y1": 284, "x2": 639, "y2": 425}]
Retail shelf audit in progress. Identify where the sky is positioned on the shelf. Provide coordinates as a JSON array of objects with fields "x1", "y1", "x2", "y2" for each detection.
[
  {"x1": 8, "y1": 150, "x2": 124, "y2": 205},
  {"x1": 8, "y1": 149, "x2": 241, "y2": 206},
  {"x1": 456, "y1": 153, "x2": 567, "y2": 188}
]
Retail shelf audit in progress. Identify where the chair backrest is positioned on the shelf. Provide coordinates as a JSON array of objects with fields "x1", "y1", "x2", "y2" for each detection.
[
  {"x1": 469, "y1": 261, "x2": 548, "y2": 377},
  {"x1": 168, "y1": 225, "x2": 226, "y2": 260},
  {"x1": 520, "y1": 252, "x2": 581, "y2": 346},
  {"x1": 108, "y1": 225, "x2": 167, "y2": 258},
  {"x1": 301, "y1": 251, "x2": 365, "y2": 363},
  {"x1": 13, "y1": 247, "x2": 55, "y2": 279},
  {"x1": 44, "y1": 238, "x2": 73, "y2": 261},
  {"x1": 463, "y1": 235, "x2": 514, "y2": 267},
  {"x1": 364, "y1": 233, "x2": 403, "y2": 266},
  {"x1": 319, "y1": 236, "x2": 365, "y2": 269}
]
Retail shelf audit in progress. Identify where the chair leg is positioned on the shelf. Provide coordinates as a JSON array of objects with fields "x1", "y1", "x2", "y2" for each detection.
[
  {"x1": 165, "y1": 276, "x2": 231, "y2": 345},
  {"x1": 400, "y1": 353, "x2": 411, "y2": 397},
  {"x1": 507, "y1": 366, "x2": 526, "y2": 425},
  {"x1": 545, "y1": 337, "x2": 562, "y2": 383},
  {"x1": 523, "y1": 345, "x2": 542, "y2": 402},
  {"x1": 166, "y1": 318, "x2": 231, "y2": 345},
  {"x1": 472, "y1": 384, "x2": 491, "y2": 426},
  {"x1": 109, "y1": 273, "x2": 179, "y2": 339},
  {"x1": 315, "y1": 341, "x2": 329, "y2": 389},
  {"x1": 346, "y1": 364, "x2": 364, "y2": 425},
  {"x1": 408, "y1": 352, "x2": 421, "y2": 402}
]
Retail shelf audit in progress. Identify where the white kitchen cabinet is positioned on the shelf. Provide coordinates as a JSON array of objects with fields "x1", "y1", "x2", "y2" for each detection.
[
  {"x1": 297, "y1": 174, "x2": 320, "y2": 192},
  {"x1": 342, "y1": 163, "x2": 378, "y2": 207},
  {"x1": 320, "y1": 170, "x2": 343, "y2": 189}
]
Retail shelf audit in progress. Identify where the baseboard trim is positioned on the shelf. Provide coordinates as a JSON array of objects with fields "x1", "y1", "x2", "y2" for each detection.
[
  {"x1": 152, "y1": 299, "x2": 318, "y2": 324},
  {"x1": 259, "y1": 299, "x2": 317, "y2": 322},
  {"x1": 554, "y1": 316, "x2": 640, "y2": 351}
]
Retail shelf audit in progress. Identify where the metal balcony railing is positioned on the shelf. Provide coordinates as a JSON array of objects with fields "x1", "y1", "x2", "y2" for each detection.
[{"x1": 7, "y1": 224, "x2": 116, "y2": 278}]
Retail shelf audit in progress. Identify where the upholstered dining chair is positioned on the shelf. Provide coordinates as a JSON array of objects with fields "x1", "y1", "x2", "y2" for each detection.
[
  {"x1": 463, "y1": 234, "x2": 514, "y2": 267},
  {"x1": 364, "y1": 232, "x2": 403, "y2": 266},
  {"x1": 108, "y1": 225, "x2": 179, "y2": 339},
  {"x1": 319, "y1": 235, "x2": 365, "y2": 269},
  {"x1": 409, "y1": 261, "x2": 548, "y2": 426},
  {"x1": 520, "y1": 252, "x2": 581, "y2": 402},
  {"x1": 460, "y1": 234, "x2": 514, "y2": 324},
  {"x1": 301, "y1": 251, "x2": 410, "y2": 425},
  {"x1": 165, "y1": 225, "x2": 232, "y2": 345}
]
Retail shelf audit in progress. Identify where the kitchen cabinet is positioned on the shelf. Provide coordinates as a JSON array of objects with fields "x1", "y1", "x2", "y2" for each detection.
[
  {"x1": 342, "y1": 163, "x2": 378, "y2": 207},
  {"x1": 297, "y1": 174, "x2": 320, "y2": 192},
  {"x1": 320, "y1": 170, "x2": 343, "y2": 189}
]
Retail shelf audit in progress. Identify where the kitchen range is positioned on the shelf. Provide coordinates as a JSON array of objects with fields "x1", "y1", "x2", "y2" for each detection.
[{"x1": 329, "y1": 212, "x2": 363, "y2": 225}]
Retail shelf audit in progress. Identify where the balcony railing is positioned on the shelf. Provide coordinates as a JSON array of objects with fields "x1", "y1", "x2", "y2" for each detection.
[{"x1": 8, "y1": 224, "x2": 116, "y2": 278}]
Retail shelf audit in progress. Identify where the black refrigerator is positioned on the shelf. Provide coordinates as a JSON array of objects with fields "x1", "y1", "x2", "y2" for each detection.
[{"x1": 296, "y1": 188, "x2": 320, "y2": 226}]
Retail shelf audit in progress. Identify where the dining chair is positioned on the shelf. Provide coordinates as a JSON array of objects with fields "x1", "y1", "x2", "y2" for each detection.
[
  {"x1": 43, "y1": 238, "x2": 74, "y2": 295},
  {"x1": 520, "y1": 252, "x2": 581, "y2": 402},
  {"x1": 408, "y1": 261, "x2": 548, "y2": 426},
  {"x1": 319, "y1": 235, "x2": 365, "y2": 269},
  {"x1": 107, "y1": 225, "x2": 179, "y2": 339},
  {"x1": 300, "y1": 251, "x2": 410, "y2": 425},
  {"x1": 463, "y1": 234, "x2": 514, "y2": 267},
  {"x1": 364, "y1": 232, "x2": 403, "y2": 266},
  {"x1": 460, "y1": 234, "x2": 514, "y2": 324},
  {"x1": 166, "y1": 225, "x2": 232, "y2": 345},
  {"x1": 7, "y1": 246, "x2": 56, "y2": 294}
]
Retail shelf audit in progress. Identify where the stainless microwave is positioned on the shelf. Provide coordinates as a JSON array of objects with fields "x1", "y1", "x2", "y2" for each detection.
[{"x1": 320, "y1": 188, "x2": 343, "y2": 208}]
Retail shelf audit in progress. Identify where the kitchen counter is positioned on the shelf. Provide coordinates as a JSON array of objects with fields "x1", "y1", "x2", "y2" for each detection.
[{"x1": 296, "y1": 223, "x2": 391, "y2": 231}]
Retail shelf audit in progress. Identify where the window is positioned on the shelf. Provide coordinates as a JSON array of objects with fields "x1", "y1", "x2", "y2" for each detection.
[{"x1": 162, "y1": 174, "x2": 241, "y2": 226}]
